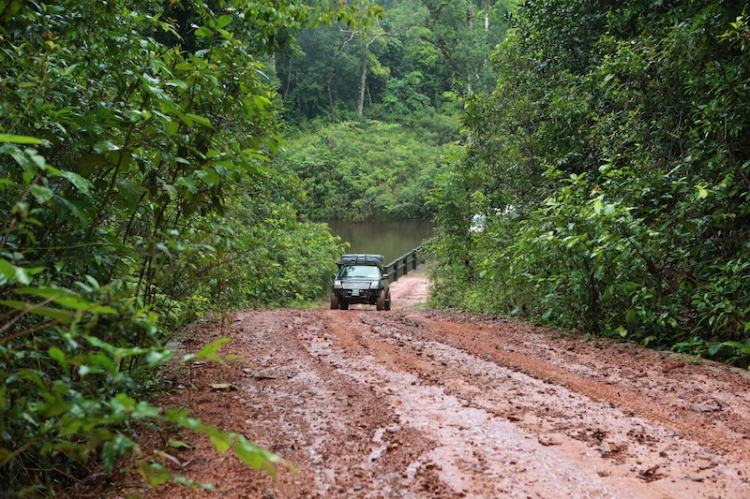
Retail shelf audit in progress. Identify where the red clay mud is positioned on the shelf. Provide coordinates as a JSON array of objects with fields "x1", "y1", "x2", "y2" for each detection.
[{"x1": 114, "y1": 272, "x2": 750, "y2": 498}]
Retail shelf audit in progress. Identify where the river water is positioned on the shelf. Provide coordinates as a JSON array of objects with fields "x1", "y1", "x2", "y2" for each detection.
[{"x1": 325, "y1": 220, "x2": 433, "y2": 266}]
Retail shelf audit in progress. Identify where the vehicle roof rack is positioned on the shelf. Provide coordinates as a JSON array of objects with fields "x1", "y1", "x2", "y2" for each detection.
[{"x1": 337, "y1": 254, "x2": 385, "y2": 267}]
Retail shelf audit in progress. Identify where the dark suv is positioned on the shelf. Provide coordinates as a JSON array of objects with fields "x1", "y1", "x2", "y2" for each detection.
[{"x1": 331, "y1": 254, "x2": 391, "y2": 311}]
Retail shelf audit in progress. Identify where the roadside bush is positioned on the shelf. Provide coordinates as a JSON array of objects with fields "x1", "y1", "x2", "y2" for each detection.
[
  {"x1": 0, "y1": 0, "x2": 353, "y2": 495},
  {"x1": 428, "y1": 0, "x2": 750, "y2": 365}
]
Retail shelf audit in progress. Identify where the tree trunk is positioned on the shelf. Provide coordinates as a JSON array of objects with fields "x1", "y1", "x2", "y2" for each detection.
[
  {"x1": 328, "y1": 76, "x2": 335, "y2": 120},
  {"x1": 356, "y1": 48, "x2": 367, "y2": 118}
]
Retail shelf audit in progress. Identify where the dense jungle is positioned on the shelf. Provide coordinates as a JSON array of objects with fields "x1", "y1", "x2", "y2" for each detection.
[{"x1": 1, "y1": 0, "x2": 749, "y2": 495}]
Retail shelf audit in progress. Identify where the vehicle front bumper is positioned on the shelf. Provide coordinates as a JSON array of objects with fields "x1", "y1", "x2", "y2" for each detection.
[{"x1": 332, "y1": 288, "x2": 382, "y2": 304}]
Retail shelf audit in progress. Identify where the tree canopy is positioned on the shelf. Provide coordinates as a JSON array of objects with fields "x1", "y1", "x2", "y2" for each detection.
[
  {"x1": 428, "y1": 0, "x2": 750, "y2": 366},
  {"x1": 277, "y1": 0, "x2": 513, "y2": 122},
  {"x1": 272, "y1": 0, "x2": 515, "y2": 222}
]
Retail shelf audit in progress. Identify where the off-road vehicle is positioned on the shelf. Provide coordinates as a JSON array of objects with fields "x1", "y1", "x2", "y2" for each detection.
[{"x1": 331, "y1": 254, "x2": 391, "y2": 311}]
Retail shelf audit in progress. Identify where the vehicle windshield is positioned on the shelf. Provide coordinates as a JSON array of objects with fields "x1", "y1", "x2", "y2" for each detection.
[{"x1": 339, "y1": 265, "x2": 381, "y2": 279}]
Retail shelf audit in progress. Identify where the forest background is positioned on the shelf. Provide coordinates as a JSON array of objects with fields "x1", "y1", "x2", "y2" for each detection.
[{"x1": 1, "y1": 0, "x2": 750, "y2": 496}]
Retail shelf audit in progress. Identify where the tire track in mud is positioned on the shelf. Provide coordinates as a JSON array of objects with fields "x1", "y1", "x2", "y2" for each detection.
[
  {"x1": 293, "y1": 311, "x2": 455, "y2": 497},
  {"x1": 320, "y1": 311, "x2": 632, "y2": 498},
  {"x1": 400, "y1": 315, "x2": 750, "y2": 462},
  {"x1": 320, "y1": 310, "x2": 750, "y2": 498},
  {"x1": 116, "y1": 300, "x2": 750, "y2": 497}
]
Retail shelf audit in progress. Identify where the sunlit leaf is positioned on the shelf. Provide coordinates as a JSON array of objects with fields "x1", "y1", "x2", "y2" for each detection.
[
  {"x1": 93, "y1": 141, "x2": 120, "y2": 153},
  {"x1": 209, "y1": 434, "x2": 230, "y2": 454},
  {"x1": 0, "y1": 134, "x2": 43, "y2": 144}
]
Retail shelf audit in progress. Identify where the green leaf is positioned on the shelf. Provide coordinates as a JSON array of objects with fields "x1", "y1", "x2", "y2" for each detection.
[
  {"x1": 213, "y1": 160, "x2": 237, "y2": 171},
  {"x1": 89, "y1": 353, "x2": 117, "y2": 375},
  {"x1": 52, "y1": 170, "x2": 93, "y2": 195},
  {"x1": 232, "y1": 439, "x2": 277, "y2": 477},
  {"x1": 0, "y1": 133, "x2": 44, "y2": 145},
  {"x1": 195, "y1": 26, "x2": 213, "y2": 38},
  {"x1": 42, "y1": 397, "x2": 70, "y2": 417},
  {"x1": 196, "y1": 168, "x2": 220, "y2": 187},
  {"x1": 136, "y1": 461, "x2": 171, "y2": 487},
  {"x1": 15, "y1": 288, "x2": 117, "y2": 314},
  {"x1": 722, "y1": 341, "x2": 747, "y2": 350},
  {"x1": 592, "y1": 198, "x2": 603, "y2": 215},
  {"x1": 176, "y1": 177, "x2": 197, "y2": 194},
  {"x1": 146, "y1": 350, "x2": 174, "y2": 366},
  {"x1": 185, "y1": 113, "x2": 213, "y2": 128},
  {"x1": 241, "y1": 149, "x2": 272, "y2": 162},
  {"x1": 102, "y1": 435, "x2": 137, "y2": 473},
  {"x1": 0, "y1": 300, "x2": 74, "y2": 322},
  {"x1": 85, "y1": 335, "x2": 117, "y2": 353},
  {"x1": 708, "y1": 342, "x2": 725, "y2": 356},
  {"x1": 166, "y1": 79, "x2": 189, "y2": 90},
  {"x1": 54, "y1": 296, "x2": 117, "y2": 314},
  {"x1": 60, "y1": 63, "x2": 79, "y2": 77},
  {"x1": 0, "y1": 134, "x2": 43, "y2": 144},
  {"x1": 48, "y1": 347, "x2": 68, "y2": 374},
  {"x1": 94, "y1": 141, "x2": 120, "y2": 153},
  {"x1": 192, "y1": 337, "x2": 230, "y2": 363},
  {"x1": 12, "y1": 265, "x2": 45, "y2": 286},
  {"x1": 166, "y1": 120, "x2": 180, "y2": 135},
  {"x1": 253, "y1": 95, "x2": 272, "y2": 109},
  {"x1": 209, "y1": 433, "x2": 230, "y2": 454},
  {"x1": 167, "y1": 439, "x2": 192, "y2": 450},
  {"x1": 216, "y1": 15, "x2": 233, "y2": 29},
  {"x1": 0, "y1": 259, "x2": 16, "y2": 281},
  {"x1": 15, "y1": 286, "x2": 71, "y2": 298},
  {"x1": 30, "y1": 185, "x2": 54, "y2": 203}
]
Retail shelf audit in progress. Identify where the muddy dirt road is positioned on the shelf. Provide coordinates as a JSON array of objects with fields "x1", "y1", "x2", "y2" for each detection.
[{"x1": 119, "y1": 273, "x2": 750, "y2": 498}]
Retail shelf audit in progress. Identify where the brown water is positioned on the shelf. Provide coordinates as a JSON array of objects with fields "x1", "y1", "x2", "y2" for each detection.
[{"x1": 325, "y1": 220, "x2": 433, "y2": 265}]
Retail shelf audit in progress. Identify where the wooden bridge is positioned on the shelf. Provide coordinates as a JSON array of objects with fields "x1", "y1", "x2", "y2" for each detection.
[{"x1": 383, "y1": 245, "x2": 423, "y2": 283}]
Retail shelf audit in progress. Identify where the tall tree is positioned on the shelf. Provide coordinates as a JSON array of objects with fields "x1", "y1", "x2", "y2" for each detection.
[
  {"x1": 429, "y1": 0, "x2": 750, "y2": 363},
  {"x1": 276, "y1": 0, "x2": 514, "y2": 122}
]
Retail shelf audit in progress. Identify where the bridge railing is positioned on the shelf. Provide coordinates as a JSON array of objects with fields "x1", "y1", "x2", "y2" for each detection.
[{"x1": 383, "y1": 245, "x2": 423, "y2": 283}]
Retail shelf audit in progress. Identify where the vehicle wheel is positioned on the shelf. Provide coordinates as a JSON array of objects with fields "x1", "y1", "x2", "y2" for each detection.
[
  {"x1": 330, "y1": 293, "x2": 339, "y2": 310},
  {"x1": 376, "y1": 293, "x2": 385, "y2": 311},
  {"x1": 340, "y1": 301, "x2": 349, "y2": 310},
  {"x1": 385, "y1": 293, "x2": 391, "y2": 311}
]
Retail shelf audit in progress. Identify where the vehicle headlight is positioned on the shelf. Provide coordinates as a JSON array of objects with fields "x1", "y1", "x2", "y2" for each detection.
[
  {"x1": 334, "y1": 280, "x2": 343, "y2": 289},
  {"x1": 369, "y1": 281, "x2": 380, "y2": 289}
]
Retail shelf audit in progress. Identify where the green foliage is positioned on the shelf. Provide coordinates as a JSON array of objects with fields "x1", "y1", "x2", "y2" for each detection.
[
  {"x1": 429, "y1": 0, "x2": 750, "y2": 366},
  {"x1": 0, "y1": 0, "x2": 358, "y2": 495},
  {"x1": 278, "y1": 0, "x2": 515, "y2": 122},
  {"x1": 275, "y1": 119, "x2": 457, "y2": 221}
]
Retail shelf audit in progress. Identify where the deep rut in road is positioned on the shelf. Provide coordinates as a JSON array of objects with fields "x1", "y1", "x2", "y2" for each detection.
[{"x1": 116, "y1": 274, "x2": 750, "y2": 498}]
